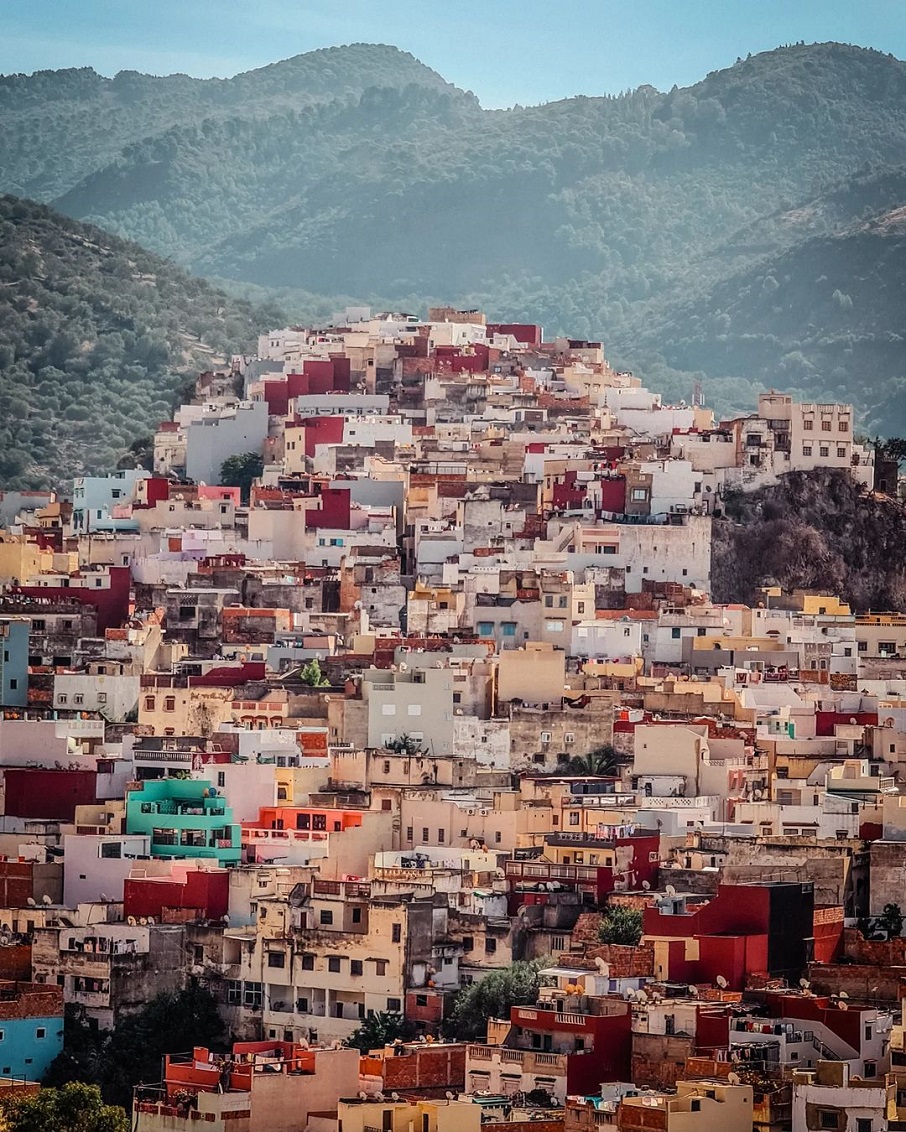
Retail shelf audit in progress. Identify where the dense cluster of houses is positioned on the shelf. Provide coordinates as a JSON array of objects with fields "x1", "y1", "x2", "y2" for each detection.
[{"x1": 0, "y1": 307, "x2": 902, "y2": 1130}]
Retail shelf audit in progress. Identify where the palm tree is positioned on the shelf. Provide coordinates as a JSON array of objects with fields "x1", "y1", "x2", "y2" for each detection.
[{"x1": 565, "y1": 743, "x2": 620, "y2": 776}]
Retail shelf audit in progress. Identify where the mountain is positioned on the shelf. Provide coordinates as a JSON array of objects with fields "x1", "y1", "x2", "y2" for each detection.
[
  {"x1": 0, "y1": 195, "x2": 283, "y2": 487},
  {"x1": 618, "y1": 166, "x2": 906, "y2": 433},
  {"x1": 3, "y1": 41, "x2": 906, "y2": 423}
]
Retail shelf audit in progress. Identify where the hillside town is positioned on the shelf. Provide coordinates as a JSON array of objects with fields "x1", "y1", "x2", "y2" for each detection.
[{"x1": 0, "y1": 305, "x2": 904, "y2": 1132}]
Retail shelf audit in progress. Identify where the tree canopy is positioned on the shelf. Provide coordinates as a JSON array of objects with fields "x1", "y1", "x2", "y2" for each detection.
[
  {"x1": 598, "y1": 906, "x2": 644, "y2": 946},
  {"x1": 0, "y1": 1082, "x2": 127, "y2": 1132},
  {"x1": 444, "y1": 960, "x2": 546, "y2": 1042},
  {"x1": 344, "y1": 1011, "x2": 415, "y2": 1053},
  {"x1": 45, "y1": 986, "x2": 226, "y2": 1110}
]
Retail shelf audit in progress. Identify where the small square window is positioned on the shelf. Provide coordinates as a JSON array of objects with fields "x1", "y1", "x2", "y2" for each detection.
[{"x1": 327, "y1": 957, "x2": 341, "y2": 973}]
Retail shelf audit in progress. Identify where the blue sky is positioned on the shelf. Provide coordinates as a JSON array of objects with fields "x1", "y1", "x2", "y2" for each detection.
[{"x1": 3, "y1": 0, "x2": 906, "y2": 107}]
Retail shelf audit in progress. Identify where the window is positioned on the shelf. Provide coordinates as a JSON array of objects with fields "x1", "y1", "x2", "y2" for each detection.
[
  {"x1": 405, "y1": 826, "x2": 413, "y2": 842},
  {"x1": 35, "y1": 1028, "x2": 45, "y2": 1039},
  {"x1": 438, "y1": 829, "x2": 445, "y2": 844},
  {"x1": 243, "y1": 982, "x2": 262, "y2": 1009},
  {"x1": 144, "y1": 696, "x2": 155, "y2": 712},
  {"x1": 319, "y1": 910, "x2": 333, "y2": 926},
  {"x1": 301, "y1": 954, "x2": 314, "y2": 971},
  {"x1": 352, "y1": 907, "x2": 362, "y2": 924},
  {"x1": 837, "y1": 447, "x2": 846, "y2": 458},
  {"x1": 97, "y1": 692, "x2": 107, "y2": 704},
  {"x1": 803, "y1": 419, "x2": 814, "y2": 430},
  {"x1": 327, "y1": 957, "x2": 341, "y2": 973},
  {"x1": 350, "y1": 960, "x2": 363, "y2": 976},
  {"x1": 477, "y1": 621, "x2": 494, "y2": 637},
  {"x1": 839, "y1": 419, "x2": 849, "y2": 432},
  {"x1": 387, "y1": 997, "x2": 401, "y2": 1012},
  {"x1": 392, "y1": 923, "x2": 402, "y2": 943},
  {"x1": 819, "y1": 445, "x2": 829, "y2": 457},
  {"x1": 416, "y1": 993, "x2": 428, "y2": 1007},
  {"x1": 375, "y1": 959, "x2": 388, "y2": 976},
  {"x1": 540, "y1": 731, "x2": 552, "y2": 744},
  {"x1": 227, "y1": 980, "x2": 242, "y2": 1005},
  {"x1": 802, "y1": 445, "x2": 812, "y2": 456},
  {"x1": 217, "y1": 771, "x2": 226, "y2": 788},
  {"x1": 671, "y1": 627, "x2": 682, "y2": 639},
  {"x1": 164, "y1": 696, "x2": 176, "y2": 712},
  {"x1": 631, "y1": 488, "x2": 647, "y2": 501},
  {"x1": 545, "y1": 620, "x2": 564, "y2": 632},
  {"x1": 58, "y1": 694, "x2": 67, "y2": 705},
  {"x1": 407, "y1": 704, "x2": 422, "y2": 717},
  {"x1": 821, "y1": 419, "x2": 832, "y2": 432},
  {"x1": 422, "y1": 827, "x2": 429, "y2": 842},
  {"x1": 564, "y1": 732, "x2": 575, "y2": 744},
  {"x1": 819, "y1": 1113, "x2": 838, "y2": 1130},
  {"x1": 569, "y1": 812, "x2": 580, "y2": 826},
  {"x1": 856, "y1": 1121, "x2": 873, "y2": 1132},
  {"x1": 267, "y1": 951, "x2": 285, "y2": 968}
]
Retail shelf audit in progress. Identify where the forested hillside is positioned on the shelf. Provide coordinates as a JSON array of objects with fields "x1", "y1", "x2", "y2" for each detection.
[
  {"x1": 0, "y1": 196, "x2": 282, "y2": 487},
  {"x1": 4, "y1": 41, "x2": 906, "y2": 424},
  {"x1": 619, "y1": 167, "x2": 906, "y2": 433}
]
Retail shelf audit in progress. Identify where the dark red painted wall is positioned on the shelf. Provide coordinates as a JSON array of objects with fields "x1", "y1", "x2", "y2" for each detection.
[
  {"x1": 597, "y1": 477, "x2": 627, "y2": 514},
  {"x1": 124, "y1": 869, "x2": 229, "y2": 921},
  {"x1": 3, "y1": 768, "x2": 97, "y2": 820}
]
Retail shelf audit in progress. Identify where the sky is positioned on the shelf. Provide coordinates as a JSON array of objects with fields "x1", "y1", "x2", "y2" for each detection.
[{"x1": 3, "y1": 0, "x2": 906, "y2": 108}]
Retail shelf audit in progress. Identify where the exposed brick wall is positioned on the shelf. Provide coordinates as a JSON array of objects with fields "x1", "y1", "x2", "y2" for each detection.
[{"x1": 631, "y1": 1032, "x2": 695, "y2": 1088}]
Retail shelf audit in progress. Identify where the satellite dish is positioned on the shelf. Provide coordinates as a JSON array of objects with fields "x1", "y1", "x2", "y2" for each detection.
[
  {"x1": 127, "y1": 916, "x2": 137, "y2": 926},
  {"x1": 716, "y1": 975, "x2": 728, "y2": 989},
  {"x1": 727, "y1": 1071, "x2": 741, "y2": 1086},
  {"x1": 100, "y1": 893, "x2": 112, "y2": 903},
  {"x1": 42, "y1": 894, "x2": 52, "y2": 905},
  {"x1": 26, "y1": 897, "x2": 36, "y2": 907},
  {"x1": 799, "y1": 978, "x2": 810, "y2": 989},
  {"x1": 636, "y1": 990, "x2": 649, "y2": 1003},
  {"x1": 139, "y1": 918, "x2": 148, "y2": 926},
  {"x1": 391, "y1": 1093, "x2": 400, "y2": 1102},
  {"x1": 642, "y1": 880, "x2": 651, "y2": 891},
  {"x1": 839, "y1": 990, "x2": 849, "y2": 999},
  {"x1": 147, "y1": 916, "x2": 155, "y2": 925},
  {"x1": 665, "y1": 885, "x2": 676, "y2": 897},
  {"x1": 688, "y1": 984, "x2": 699, "y2": 997},
  {"x1": 838, "y1": 1001, "x2": 849, "y2": 1010}
]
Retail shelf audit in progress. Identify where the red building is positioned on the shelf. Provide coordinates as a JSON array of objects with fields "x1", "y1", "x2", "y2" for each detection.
[
  {"x1": 2, "y1": 767, "x2": 97, "y2": 821},
  {"x1": 124, "y1": 867, "x2": 229, "y2": 923},
  {"x1": 643, "y1": 882, "x2": 816, "y2": 989}
]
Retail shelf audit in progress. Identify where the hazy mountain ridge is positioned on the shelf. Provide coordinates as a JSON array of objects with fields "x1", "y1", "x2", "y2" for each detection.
[
  {"x1": 0, "y1": 195, "x2": 283, "y2": 487},
  {"x1": 4, "y1": 42, "x2": 906, "y2": 423},
  {"x1": 620, "y1": 165, "x2": 906, "y2": 433}
]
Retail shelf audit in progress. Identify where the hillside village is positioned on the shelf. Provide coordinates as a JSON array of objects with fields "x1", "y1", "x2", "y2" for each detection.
[{"x1": 0, "y1": 307, "x2": 905, "y2": 1130}]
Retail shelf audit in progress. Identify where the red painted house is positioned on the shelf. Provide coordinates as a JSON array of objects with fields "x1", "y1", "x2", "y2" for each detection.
[
  {"x1": 124, "y1": 867, "x2": 229, "y2": 923},
  {"x1": 643, "y1": 881, "x2": 816, "y2": 989}
]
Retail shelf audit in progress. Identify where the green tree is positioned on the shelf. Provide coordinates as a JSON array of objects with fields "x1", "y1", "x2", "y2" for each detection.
[
  {"x1": 564, "y1": 743, "x2": 620, "y2": 776},
  {"x1": 879, "y1": 902, "x2": 904, "y2": 939},
  {"x1": 445, "y1": 960, "x2": 545, "y2": 1042},
  {"x1": 45, "y1": 986, "x2": 225, "y2": 1110},
  {"x1": 219, "y1": 451, "x2": 263, "y2": 502},
  {"x1": 299, "y1": 658, "x2": 329, "y2": 687},
  {"x1": 0, "y1": 1081, "x2": 127, "y2": 1132},
  {"x1": 344, "y1": 1011, "x2": 415, "y2": 1053},
  {"x1": 598, "y1": 906, "x2": 643, "y2": 946}
]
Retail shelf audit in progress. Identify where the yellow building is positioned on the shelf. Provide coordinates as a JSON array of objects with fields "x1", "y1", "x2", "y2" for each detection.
[{"x1": 338, "y1": 1097, "x2": 481, "y2": 1132}]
